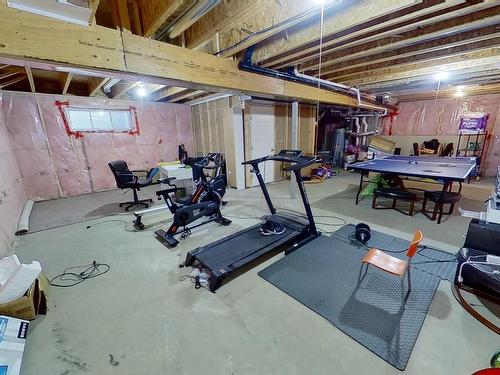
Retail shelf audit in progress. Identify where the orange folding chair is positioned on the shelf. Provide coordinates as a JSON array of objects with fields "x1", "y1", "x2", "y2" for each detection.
[{"x1": 357, "y1": 230, "x2": 424, "y2": 305}]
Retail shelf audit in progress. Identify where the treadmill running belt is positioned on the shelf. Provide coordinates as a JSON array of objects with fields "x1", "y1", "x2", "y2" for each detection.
[{"x1": 192, "y1": 224, "x2": 300, "y2": 270}]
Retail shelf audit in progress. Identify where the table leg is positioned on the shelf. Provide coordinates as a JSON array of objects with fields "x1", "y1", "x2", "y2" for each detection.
[
  {"x1": 437, "y1": 180, "x2": 449, "y2": 224},
  {"x1": 355, "y1": 172, "x2": 365, "y2": 205}
]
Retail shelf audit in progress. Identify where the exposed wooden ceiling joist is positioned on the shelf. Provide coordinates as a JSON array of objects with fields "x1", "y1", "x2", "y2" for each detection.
[
  {"x1": 0, "y1": 69, "x2": 23, "y2": 81},
  {"x1": 139, "y1": 0, "x2": 187, "y2": 38},
  {"x1": 396, "y1": 82, "x2": 500, "y2": 102},
  {"x1": 338, "y1": 48, "x2": 500, "y2": 88},
  {"x1": 300, "y1": 5, "x2": 500, "y2": 74},
  {"x1": 0, "y1": 4, "x2": 385, "y2": 111},
  {"x1": 24, "y1": 66, "x2": 35, "y2": 93},
  {"x1": 169, "y1": 90, "x2": 206, "y2": 103},
  {"x1": 314, "y1": 28, "x2": 500, "y2": 79},
  {"x1": 110, "y1": 80, "x2": 140, "y2": 98},
  {"x1": 188, "y1": 1, "x2": 341, "y2": 57},
  {"x1": 59, "y1": 72, "x2": 73, "y2": 95},
  {"x1": 87, "y1": 76, "x2": 109, "y2": 96},
  {"x1": 152, "y1": 87, "x2": 191, "y2": 102},
  {"x1": 89, "y1": 0, "x2": 100, "y2": 24},
  {"x1": 0, "y1": 75, "x2": 26, "y2": 89},
  {"x1": 257, "y1": 0, "x2": 467, "y2": 68}
]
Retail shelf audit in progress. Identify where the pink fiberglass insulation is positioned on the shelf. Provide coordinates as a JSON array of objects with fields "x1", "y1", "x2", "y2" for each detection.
[
  {"x1": 382, "y1": 94, "x2": 500, "y2": 176},
  {"x1": 0, "y1": 94, "x2": 27, "y2": 256},
  {"x1": 2, "y1": 92, "x2": 194, "y2": 201}
]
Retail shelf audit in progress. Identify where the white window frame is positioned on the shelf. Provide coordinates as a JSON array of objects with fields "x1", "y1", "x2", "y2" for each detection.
[{"x1": 65, "y1": 107, "x2": 136, "y2": 133}]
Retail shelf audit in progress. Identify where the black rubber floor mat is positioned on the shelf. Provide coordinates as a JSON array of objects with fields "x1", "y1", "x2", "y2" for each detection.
[
  {"x1": 332, "y1": 224, "x2": 457, "y2": 282},
  {"x1": 259, "y1": 236, "x2": 440, "y2": 370}
]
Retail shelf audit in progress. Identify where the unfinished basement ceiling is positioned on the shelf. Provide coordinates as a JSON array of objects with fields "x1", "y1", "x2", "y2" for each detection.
[{"x1": 1, "y1": 0, "x2": 500, "y2": 105}]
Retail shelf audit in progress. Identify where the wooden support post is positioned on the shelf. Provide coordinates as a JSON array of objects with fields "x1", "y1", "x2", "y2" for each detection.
[{"x1": 290, "y1": 101, "x2": 299, "y2": 199}]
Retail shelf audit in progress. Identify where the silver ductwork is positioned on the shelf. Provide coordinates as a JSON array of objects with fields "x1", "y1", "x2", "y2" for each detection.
[{"x1": 157, "y1": 0, "x2": 220, "y2": 40}]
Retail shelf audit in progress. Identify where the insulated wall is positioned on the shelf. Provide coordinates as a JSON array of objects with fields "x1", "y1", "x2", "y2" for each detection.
[
  {"x1": 0, "y1": 94, "x2": 26, "y2": 257},
  {"x1": 382, "y1": 94, "x2": 500, "y2": 176},
  {"x1": 2, "y1": 92, "x2": 193, "y2": 200}
]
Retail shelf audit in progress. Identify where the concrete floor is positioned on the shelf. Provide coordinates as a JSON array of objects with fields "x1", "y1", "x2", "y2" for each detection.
[{"x1": 12, "y1": 172, "x2": 499, "y2": 375}]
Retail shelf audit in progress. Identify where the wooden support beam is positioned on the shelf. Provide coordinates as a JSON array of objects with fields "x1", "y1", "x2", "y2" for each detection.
[
  {"x1": 88, "y1": 0, "x2": 100, "y2": 25},
  {"x1": 87, "y1": 76, "x2": 109, "y2": 96},
  {"x1": 59, "y1": 72, "x2": 73, "y2": 94},
  {"x1": 0, "y1": 75, "x2": 26, "y2": 89},
  {"x1": 110, "y1": 80, "x2": 140, "y2": 98},
  {"x1": 0, "y1": 4, "x2": 385, "y2": 111},
  {"x1": 24, "y1": 66, "x2": 35, "y2": 92},
  {"x1": 140, "y1": 0, "x2": 185, "y2": 38},
  {"x1": 301, "y1": 5, "x2": 500, "y2": 74}
]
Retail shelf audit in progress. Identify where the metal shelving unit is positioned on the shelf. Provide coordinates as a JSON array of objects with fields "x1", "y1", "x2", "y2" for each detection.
[{"x1": 456, "y1": 131, "x2": 489, "y2": 179}]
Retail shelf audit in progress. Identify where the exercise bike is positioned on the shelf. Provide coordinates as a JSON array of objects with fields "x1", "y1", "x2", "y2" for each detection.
[{"x1": 136, "y1": 153, "x2": 231, "y2": 248}]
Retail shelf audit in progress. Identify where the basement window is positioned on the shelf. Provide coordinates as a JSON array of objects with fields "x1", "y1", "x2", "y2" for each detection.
[{"x1": 66, "y1": 108, "x2": 134, "y2": 132}]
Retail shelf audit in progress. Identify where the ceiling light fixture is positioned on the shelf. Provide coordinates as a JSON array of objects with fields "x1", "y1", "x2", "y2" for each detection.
[
  {"x1": 136, "y1": 86, "x2": 147, "y2": 97},
  {"x1": 434, "y1": 71, "x2": 449, "y2": 81}
]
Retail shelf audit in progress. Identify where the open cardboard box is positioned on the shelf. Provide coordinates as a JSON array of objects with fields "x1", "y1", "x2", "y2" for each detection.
[{"x1": 0, "y1": 274, "x2": 48, "y2": 321}]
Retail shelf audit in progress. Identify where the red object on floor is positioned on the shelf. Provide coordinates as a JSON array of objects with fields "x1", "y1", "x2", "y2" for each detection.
[{"x1": 473, "y1": 369, "x2": 500, "y2": 374}]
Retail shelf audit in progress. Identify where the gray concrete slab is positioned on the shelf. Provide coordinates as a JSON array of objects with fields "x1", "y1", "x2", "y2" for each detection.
[{"x1": 12, "y1": 172, "x2": 498, "y2": 375}]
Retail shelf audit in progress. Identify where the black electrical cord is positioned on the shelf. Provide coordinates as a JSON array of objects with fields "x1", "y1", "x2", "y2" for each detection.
[
  {"x1": 86, "y1": 219, "x2": 166, "y2": 232},
  {"x1": 50, "y1": 261, "x2": 110, "y2": 287}
]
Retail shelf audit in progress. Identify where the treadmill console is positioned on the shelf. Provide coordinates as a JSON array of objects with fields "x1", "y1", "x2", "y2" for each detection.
[{"x1": 277, "y1": 150, "x2": 303, "y2": 158}]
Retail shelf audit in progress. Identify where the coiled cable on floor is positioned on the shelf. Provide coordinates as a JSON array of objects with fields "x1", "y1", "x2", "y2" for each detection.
[{"x1": 50, "y1": 261, "x2": 110, "y2": 287}]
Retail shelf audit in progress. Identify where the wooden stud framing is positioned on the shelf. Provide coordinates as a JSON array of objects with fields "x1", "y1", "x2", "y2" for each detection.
[
  {"x1": 88, "y1": 0, "x2": 100, "y2": 25},
  {"x1": 0, "y1": 75, "x2": 26, "y2": 88},
  {"x1": 24, "y1": 66, "x2": 35, "y2": 92},
  {"x1": 59, "y1": 72, "x2": 73, "y2": 94},
  {"x1": 87, "y1": 77, "x2": 109, "y2": 96},
  {"x1": 110, "y1": 80, "x2": 140, "y2": 98},
  {"x1": 141, "y1": 0, "x2": 185, "y2": 38},
  {"x1": 0, "y1": 4, "x2": 385, "y2": 111}
]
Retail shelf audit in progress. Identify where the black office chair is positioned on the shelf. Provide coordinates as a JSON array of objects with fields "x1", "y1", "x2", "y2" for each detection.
[{"x1": 108, "y1": 160, "x2": 155, "y2": 211}]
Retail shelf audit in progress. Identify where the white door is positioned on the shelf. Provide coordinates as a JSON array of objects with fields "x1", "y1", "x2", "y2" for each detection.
[{"x1": 250, "y1": 104, "x2": 275, "y2": 186}]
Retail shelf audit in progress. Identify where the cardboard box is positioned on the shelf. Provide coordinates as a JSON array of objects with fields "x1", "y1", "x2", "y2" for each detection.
[
  {"x1": 0, "y1": 275, "x2": 48, "y2": 321},
  {"x1": 0, "y1": 315, "x2": 29, "y2": 375}
]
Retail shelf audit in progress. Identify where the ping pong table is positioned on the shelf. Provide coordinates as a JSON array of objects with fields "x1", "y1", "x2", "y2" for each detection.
[{"x1": 349, "y1": 155, "x2": 477, "y2": 205}]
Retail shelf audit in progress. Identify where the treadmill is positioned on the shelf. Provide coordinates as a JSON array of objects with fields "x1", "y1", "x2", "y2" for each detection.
[{"x1": 184, "y1": 150, "x2": 321, "y2": 291}]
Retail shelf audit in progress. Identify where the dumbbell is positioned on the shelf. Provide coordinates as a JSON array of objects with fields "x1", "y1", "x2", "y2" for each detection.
[{"x1": 355, "y1": 223, "x2": 371, "y2": 243}]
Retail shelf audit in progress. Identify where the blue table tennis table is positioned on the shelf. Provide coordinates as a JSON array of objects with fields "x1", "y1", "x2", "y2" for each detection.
[{"x1": 349, "y1": 155, "x2": 477, "y2": 205}]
